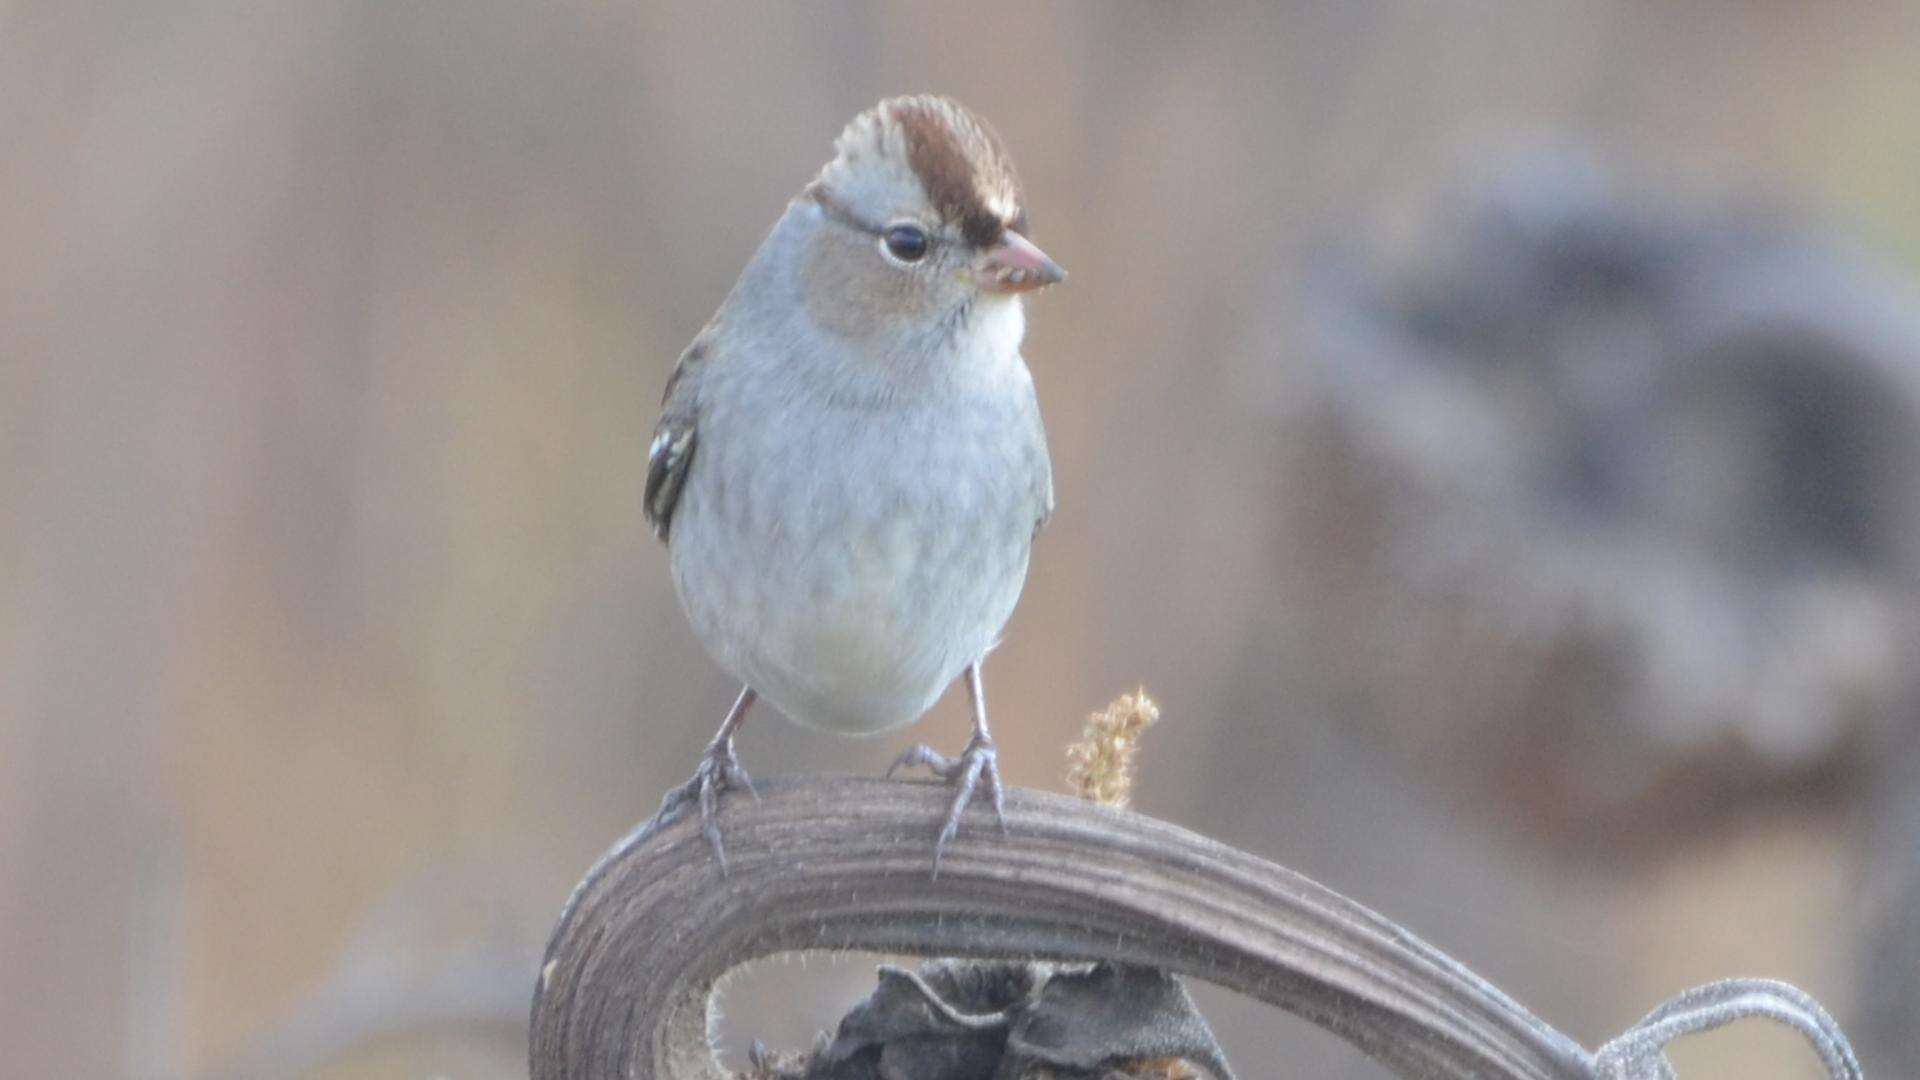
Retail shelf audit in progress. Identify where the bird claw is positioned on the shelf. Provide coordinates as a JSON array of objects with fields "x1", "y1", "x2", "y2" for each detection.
[
  {"x1": 887, "y1": 734, "x2": 1006, "y2": 876},
  {"x1": 655, "y1": 740, "x2": 757, "y2": 874}
]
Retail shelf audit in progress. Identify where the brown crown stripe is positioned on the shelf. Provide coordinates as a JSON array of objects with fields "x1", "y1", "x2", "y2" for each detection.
[{"x1": 889, "y1": 98, "x2": 1024, "y2": 249}]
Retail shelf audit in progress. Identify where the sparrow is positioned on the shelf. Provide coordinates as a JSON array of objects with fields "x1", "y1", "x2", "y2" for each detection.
[{"x1": 644, "y1": 95, "x2": 1063, "y2": 873}]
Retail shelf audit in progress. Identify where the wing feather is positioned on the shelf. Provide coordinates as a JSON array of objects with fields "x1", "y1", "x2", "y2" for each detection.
[{"x1": 643, "y1": 335, "x2": 713, "y2": 542}]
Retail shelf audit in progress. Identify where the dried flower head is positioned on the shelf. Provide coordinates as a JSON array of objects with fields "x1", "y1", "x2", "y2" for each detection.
[
  {"x1": 1020, "y1": 1056, "x2": 1201, "y2": 1079},
  {"x1": 1065, "y1": 689, "x2": 1161, "y2": 809}
]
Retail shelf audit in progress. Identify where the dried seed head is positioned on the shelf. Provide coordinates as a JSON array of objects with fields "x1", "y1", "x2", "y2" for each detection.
[{"x1": 1066, "y1": 689, "x2": 1161, "y2": 810}]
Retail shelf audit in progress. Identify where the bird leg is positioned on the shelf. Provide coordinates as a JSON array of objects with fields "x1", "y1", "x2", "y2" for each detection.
[
  {"x1": 886, "y1": 660, "x2": 1007, "y2": 876},
  {"x1": 655, "y1": 686, "x2": 758, "y2": 873}
]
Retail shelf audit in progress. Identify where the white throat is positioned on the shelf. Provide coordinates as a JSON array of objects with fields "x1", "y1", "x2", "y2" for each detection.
[
  {"x1": 952, "y1": 295, "x2": 1026, "y2": 376},
  {"x1": 838, "y1": 292, "x2": 1029, "y2": 402}
]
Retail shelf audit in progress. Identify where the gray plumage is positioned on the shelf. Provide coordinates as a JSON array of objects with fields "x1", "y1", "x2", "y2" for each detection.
[
  {"x1": 648, "y1": 96, "x2": 1055, "y2": 737},
  {"x1": 643, "y1": 95, "x2": 1063, "y2": 871}
]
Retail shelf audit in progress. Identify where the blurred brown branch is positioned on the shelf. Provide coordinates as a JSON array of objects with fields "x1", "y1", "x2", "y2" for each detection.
[{"x1": 530, "y1": 776, "x2": 1596, "y2": 1079}]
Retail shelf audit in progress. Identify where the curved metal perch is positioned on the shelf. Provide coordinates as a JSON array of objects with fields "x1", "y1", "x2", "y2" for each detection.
[{"x1": 531, "y1": 776, "x2": 1597, "y2": 1079}]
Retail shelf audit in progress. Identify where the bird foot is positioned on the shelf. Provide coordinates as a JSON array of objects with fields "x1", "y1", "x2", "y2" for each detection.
[
  {"x1": 655, "y1": 739, "x2": 757, "y2": 874},
  {"x1": 886, "y1": 734, "x2": 1006, "y2": 876}
]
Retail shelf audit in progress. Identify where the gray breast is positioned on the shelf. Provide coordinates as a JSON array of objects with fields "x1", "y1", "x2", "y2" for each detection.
[{"x1": 670, "y1": 367, "x2": 1049, "y2": 735}]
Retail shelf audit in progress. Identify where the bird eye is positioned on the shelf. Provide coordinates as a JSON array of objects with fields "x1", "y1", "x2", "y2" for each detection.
[{"x1": 881, "y1": 223, "x2": 930, "y2": 263}]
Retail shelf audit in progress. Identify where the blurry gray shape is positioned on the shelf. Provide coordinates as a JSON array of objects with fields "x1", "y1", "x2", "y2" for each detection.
[
  {"x1": 1287, "y1": 145, "x2": 1920, "y2": 836},
  {"x1": 203, "y1": 947, "x2": 530, "y2": 1080},
  {"x1": 203, "y1": 862, "x2": 541, "y2": 1080},
  {"x1": 127, "y1": 830, "x2": 188, "y2": 1080},
  {"x1": 1858, "y1": 725, "x2": 1920, "y2": 1072}
]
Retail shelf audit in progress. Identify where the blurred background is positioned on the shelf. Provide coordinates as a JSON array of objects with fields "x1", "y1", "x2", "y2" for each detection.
[{"x1": 6, "y1": 3, "x2": 1920, "y2": 1077}]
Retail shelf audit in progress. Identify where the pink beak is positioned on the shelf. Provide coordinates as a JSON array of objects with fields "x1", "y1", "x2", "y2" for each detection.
[{"x1": 976, "y1": 232, "x2": 1066, "y2": 294}]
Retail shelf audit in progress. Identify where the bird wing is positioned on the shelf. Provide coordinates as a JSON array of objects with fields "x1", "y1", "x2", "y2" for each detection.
[
  {"x1": 1034, "y1": 465, "x2": 1055, "y2": 538},
  {"x1": 1031, "y1": 389, "x2": 1056, "y2": 538},
  {"x1": 643, "y1": 334, "x2": 713, "y2": 543}
]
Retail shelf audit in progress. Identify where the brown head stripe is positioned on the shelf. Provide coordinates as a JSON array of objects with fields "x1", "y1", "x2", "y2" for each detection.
[{"x1": 889, "y1": 98, "x2": 1024, "y2": 249}]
